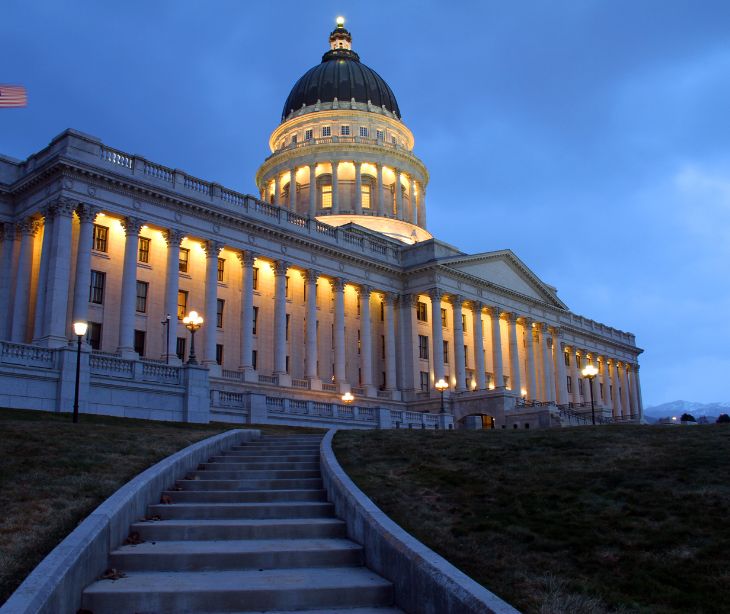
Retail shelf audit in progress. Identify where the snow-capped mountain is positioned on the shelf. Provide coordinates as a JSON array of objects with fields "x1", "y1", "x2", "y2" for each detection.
[{"x1": 644, "y1": 400, "x2": 730, "y2": 420}]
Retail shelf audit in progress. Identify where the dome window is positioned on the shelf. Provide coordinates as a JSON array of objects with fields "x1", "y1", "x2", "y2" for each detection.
[
  {"x1": 321, "y1": 126, "x2": 331, "y2": 137},
  {"x1": 305, "y1": 129, "x2": 313, "y2": 141},
  {"x1": 359, "y1": 127, "x2": 368, "y2": 138},
  {"x1": 291, "y1": 134, "x2": 298, "y2": 145},
  {"x1": 376, "y1": 129, "x2": 384, "y2": 141},
  {"x1": 340, "y1": 125, "x2": 350, "y2": 136}
]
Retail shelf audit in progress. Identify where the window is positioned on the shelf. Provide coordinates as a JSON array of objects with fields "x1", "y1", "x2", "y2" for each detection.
[
  {"x1": 340, "y1": 125, "x2": 350, "y2": 136},
  {"x1": 177, "y1": 290, "x2": 188, "y2": 319},
  {"x1": 252, "y1": 306, "x2": 259, "y2": 335},
  {"x1": 176, "y1": 337, "x2": 186, "y2": 361},
  {"x1": 217, "y1": 258, "x2": 225, "y2": 282},
  {"x1": 86, "y1": 322, "x2": 102, "y2": 350},
  {"x1": 89, "y1": 270, "x2": 105, "y2": 304},
  {"x1": 136, "y1": 281, "x2": 148, "y2": 313},
  {"x1": 217, "y1": 299, "x2": 224, "y2": 328},
  {"x1": 441, "y1": 308, "x2": 447, "y2": 328},
  {"x1": 291, "y1": 134, "x2": 297, "y2": 145},
  {"x1": 462, "y1": 314, "x2": 467, "y2": 333},
  {"x1": 92, "y1": 224, "x2": 108, "y2": 252},
  {"x1": 381, "y1": 335, "x2": 385, "y2": 359},
  {"x1": 304, "y1": 129, "x2": 313, "y2": 140},
  {"x1": 179, "y1": 248, "x2": 190, "y2": 273},
  {"x1": 418, "y1": 335, "x2": 429, "y2": 360},
  {"x1": 417, "y1": 301, "x2": 428, "y2": 322},
  {"x1": 322, "y1": 185, "x2": 332, "y2": 208},
  {"x1": 216, "y1": 344, "x2": 223, "y2": 365},
  {"x1": 610, "y1": 384, "x2": 613, "y2": 400},
  {"x1": 567, "y1": 376, "x2": 573, "y2": 393},
  {"x1": 252, "y1": 266, "x2": 259, "y2": 290},
  {"x1": 391, "y1": 135, "x2": 397, "y2": 145},
  {"x1": 443, "y1": 340, "x2": 449, "y2": 364},
  {"x1": 285, "y1": 276, "x2": 290, "y2": 297},
  {"x1": 321, "y1": 126, "x2": 331, "y2": 137},
  {"x1": 564, "y1": 352, "x2": 570, "y2": 367},
  {"x1": 252, "y1": 350, "x2": 258, "y2": 370},
  {"x1": 134, "y1": 330, "x2": 146, "y2": 357},
  {"x1": 600, "y1": 382, "x2": 605, "y2": 399},
  {"x1": 464, "y1": 345, "x2": 469, "y2": 366},
  {"x1": 380, "y1": 301, "x2": 384, "y2": 321},
  {"x1": 361, "y1": 185, "x2": 371, "y2": 208},
  {"x1": 138, "y1": 237, "x2": 150, "y2": 263},
  {"x1": 286, "y1": 314, "x2": 290, "y2": 340},
  {"x1": 576, "y1": 354, "x2": 583, "y2": 369},
  {"x1": 419, "y1": 371, "x2": 429, "y2": 392},
  {"x1": 578, "y1": 379, "x2": 584, "y2": 396},
  {"x1": 357, "y1": 329, "x2": 361, "y2": 354},
  {"x1": 360, "y1": 127, "x2": 369, "y2": 138},
  {"x1": 376, "y1": 129, "x2": 384, "y2": 140}
]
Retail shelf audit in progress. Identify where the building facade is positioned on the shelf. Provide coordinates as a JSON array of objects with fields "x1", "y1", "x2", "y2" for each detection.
[{"x1": 0, "y1": 21, "x2": 643, "y2": 428}]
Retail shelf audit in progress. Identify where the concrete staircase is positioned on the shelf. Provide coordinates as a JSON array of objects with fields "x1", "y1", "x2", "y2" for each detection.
[{"x1": 81, "y1": 435, "x2": 403, "y2": 613}]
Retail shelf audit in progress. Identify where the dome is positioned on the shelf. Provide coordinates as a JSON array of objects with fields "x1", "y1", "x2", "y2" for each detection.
[{"x1": 281, "y1": 24, "x2": 401, "y2": 121}]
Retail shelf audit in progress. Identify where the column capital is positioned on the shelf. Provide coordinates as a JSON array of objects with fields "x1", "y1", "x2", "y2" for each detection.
[
  {"x1": 303, "y1": 268, "x2": 319, "y2": 283},
  {"x1": 470, "y1": 300, "x2": 484, "y2": 313},
  {"x1": 384, "y1": 291, "x2": 400, "y2": 305},
  {"x1": 75, "y1": 204, "x2": 100, "y2": 223},
  {"x1": 164, "y1": 228, "x2": 185, "y2": 247},
  {"x1": 121, "y1": 216, "x2": 144, "y2": 236},
  {"x1": 448, "y1": 294, "x2": 464, "y2": 307},
  {"x1": 274, "y1": 259, "x2": 289, "y2": 276},
  {"x1": 429, "y1": 288, "x2": 443, "y2": 301},
  {"x1": 329, "y1": 277, "x2": 345, "y2": 292},
  {"x1": 522, "y1": 317, "x2": 533, "y2": 327},
  {"x1": 236, "y1": 250, "x2": 256, "y2": 267},
  {"x1": 359, "y1": 284, "x2": 372, "y2": 296},
  {"x1": 49, "y1": 196, "x2": 76, "y2": 217},
  {"x1": 17, "y1": 218, "x2": 40, "y2": 237},
  {"x1": 553, "y1": 326, "x2": 564, "y2": 338},
  {"x1": 203, "y1": 240, "x2": 224, "y2": 257},
  {"x1": 633, "y1": 363, "x2": 640, "y2": 372},
  {"x1": 506, "y1": 312, "x2": 519, "y2": 323}
]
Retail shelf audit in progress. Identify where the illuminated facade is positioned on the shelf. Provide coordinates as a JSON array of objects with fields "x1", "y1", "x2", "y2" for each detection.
[{"x1": 0, "y1": 21, "x2": 643, "y2": 428}]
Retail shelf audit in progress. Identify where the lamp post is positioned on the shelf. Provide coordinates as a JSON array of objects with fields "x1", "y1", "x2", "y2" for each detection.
[
  {"x1": 341, "y1": 391, "x2": 354, "y2": 405},
  {"x1": 182, "y1": 310, "x2": 204, "y2": 365},
  {"x1": 581, "y1": 364, "x2": 598, "y2": 425},
  {"x1": 72, "y1": 321, "x2": 88, "y2": 424},
  {"x1": 161, "y1": 314, "x2": 171, "y2": 364},
  {"x1": 435, "y1": 378, "x2": 449, "y2": 414}
]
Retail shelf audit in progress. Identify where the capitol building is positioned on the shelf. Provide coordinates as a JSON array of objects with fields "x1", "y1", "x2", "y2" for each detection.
[{"x1": 0, "y1": 20, "x2": 643, "y2": 429}]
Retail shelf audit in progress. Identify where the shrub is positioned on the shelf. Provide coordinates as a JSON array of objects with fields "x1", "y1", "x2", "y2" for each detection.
[{"x1": 717, "y1": 414, "x2": 730, "y2": 424}]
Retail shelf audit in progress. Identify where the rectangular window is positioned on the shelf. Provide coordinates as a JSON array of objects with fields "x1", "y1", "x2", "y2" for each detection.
[
  {"x1": 217, "y1": 299, "x2": 224, "y2": 328},
  {"x1": 285, "y1": 276, "x2": 290, "y2": 297},
  {"x1": 176, "y1": 337, "x2": 186, "y2": 361},
  {"x1": 600, "y1": 382, "x2": 605, "y2": 399},
  {"x1": 252, "y1": 306, "x2": 259, "y2": 335},
  {"x1": 441, "y1": 308, "x2": 447, "y2": 328},
  {"x1": 92, "y1": 224, "x2": 108, "y2": 252},
  {"x1": 252, "y1": 350, "x2": 258, "y2": 370},
  {"x1": 443, "y1": 340, "x2": 449, "y2": 364},
  {"x1": 359, "y1": 126, "x2": 368, "y2": 138},
  {"x1": 417, "y1": 301, "x2": 428, "y2": 322},
  {"x1": 89, "y1": 270, "x2": 105, "y2": 304},
  {"x1": 291, "y1": 134, "x2": 297, "y2": 145},
  {"x1": 418, "y1": 335, "x2": 429, "y2": 360},
  {"x1": 564, "y1": 352, "x2": 570, "y2": 367},
  {"x1": 179, "y1": 248, "x2": 189, "y2": 273},
  {"x1": 464, "y1": 345, "x2": 469, "y2": 366},
  {"x1": 138, "y1": 236, "x2": 150, "y2": 263},
  {"x1": 380, "y1": 301, "x2": 384, "y2": 321},
  {"x1": 357, "y1": 329, "x2": 361, "y2": 354},
  {"x1": 567, "y1": 376, "x2": 572, "y2": 393},
  {"x1": 133, "y1": 330, "x2": 146, "y2": 357},
  {"x1": 391, "y1": 135, "x2": 397, "y2": 145},
  {"x1": 135, "y1": 281, "x2": 148, "y2": 313},
  {"x1": 216, "y1": 344, "x2": 224, "y2": 365},
  {"x1": 87, "y1": 322, "x2": 102, "y2": 350},
  {"x1": 610, "y1": 384, "x2": 613, "y2": 400},
  {"x1": 305, "y1": 129, "x2": 313, "y2": 140},
  {"x1": 286, "y1": 356, "x2": 290, "y2": 374},
  {"x1": 579, "y1": 379, "x2": 585, "y2": 396},
  {"x1": 252, "y1": 266, "x2": 259, "y2": 290},
  {"x1": 462, "y1": 314, "x2": 467, "y2": 333},
  {"x1": 381, "y1": 335, "x2": 385, "y2": 359},
  {"x1": 321, "y1": 126, "x2": 331, "y2": 137},
  {"x1": 322, "y1": 185, "x2": 332, "y2": 208},
  {"x1": 376, "y1": 129, "x2": 384, "y2": 140},
  {"x1": 217, "y1": 258, "x2": 225, "y2": 282},
  {"x1": 419, "y1": 371, "x2": 429, "y2": 392},
  {"x1": 361, "y1": 185, "x2": 371, "y2": 208},
  {"x1": 577, "y1": 354, "x2": 583, "y2": 369},
  {"x1": 177, "y1": 290, "x2": 188, "y2": 319},
  {"x1": 340, "y1": 125, "x2": 350, "y2": 136},
  {"x1": 286, "y1": 314, "x2": 290, "y2": 340}
]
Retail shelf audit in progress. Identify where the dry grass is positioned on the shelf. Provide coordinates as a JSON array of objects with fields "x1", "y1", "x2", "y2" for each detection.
[
  {"x1": 334, "y1": 425, "x2": 730, "y2": 614},
  {"x1": 0, "y1": 408, "x2": 323, "y2": 605}
]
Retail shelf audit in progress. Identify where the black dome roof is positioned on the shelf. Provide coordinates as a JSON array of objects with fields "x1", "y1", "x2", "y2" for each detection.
[{"x1": 282, "y1": 39, "x2": 400, "y2": 121}]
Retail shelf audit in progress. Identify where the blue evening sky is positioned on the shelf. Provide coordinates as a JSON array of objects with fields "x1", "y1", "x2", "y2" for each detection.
[{"x1": 2, "y1": 1, "x2": 729, "y2": 407}]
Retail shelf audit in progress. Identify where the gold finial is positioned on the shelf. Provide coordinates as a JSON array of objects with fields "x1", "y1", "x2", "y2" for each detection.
[{"x1": 336, "y1": 16, "x2": 345, "y2": 27}]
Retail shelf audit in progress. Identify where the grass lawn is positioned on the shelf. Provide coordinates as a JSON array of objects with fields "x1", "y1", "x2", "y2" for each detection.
[
  {"x1": 0, "y1": 408, "x2": 323, "y2": 605},
  {"x1": 334, "y1": 425, "x2": 730, "y2": 614}
]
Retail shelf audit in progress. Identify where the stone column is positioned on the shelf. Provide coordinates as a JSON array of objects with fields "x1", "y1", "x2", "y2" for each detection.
[
  {"x1": 507, "y1": 313, "x2": 522, "y2": 395},
  {"x1": 541, "y1": 325, "x2": 555, "y2": 403},
  {"x1": 304, "y1": 269, "x2": 320, "y2": 385},
  {"x1": 472, "y1": 302, "x2": 486, "y2": 390},
  {"x1": 163, "y1": 229, "x2": 184, "y2": 363},
  {"x1": 203, "y1": 241, "x2": 223, "y2": 370},
  {"x1": 620, "y1": 362, "x2": 631, "y2": 418},
  {"x1": 354, "y1": 162, "x2": 363, "y2": 215},
  {"x1": 396, "y1": 293, "x2": 417, "y2": 393},
  {"x1": 570, "y1": 348, "x2": 581, "y2": 404},
  {"x1": 237, "y1": 251, "x2": 255, "y2": 373},
  {"x1": 273, "y1": 260, "x2": 289, "y2": 377},
  {"x1": 359, "y1": 285, "x2": 373, "y2": 392},
  {"x1": 288, "y1": 167, "x2": 296, "y2": 210},
  {"x1": 627, "y1": 364, "x2": 638, "y2": 417},
  {"x1": 117, "y1": 216, "x2": 143, "y2": 357},
  {"x1": 332, "y1": 277, "x2": 347, "y2": 389},
  {"x1": 611, "y1": 359, "x2": 623, "y2": 417},
  {"x1": 384, "y1": 292, "x2": 397, "y2": 391},
  {"x1": 0, "y1": 223, "x2": 16, "y2": 339},
  {"x1": 555, "y1": 338, "x2": 569, "y2": 405},
  {"x1": 633, "y1": 364, "x2": 644, "y2": 419},
  {"x1": 377, "y1": 163, "x2": 385, "y2": 216},
  {"x1": 419, "y1": 183, "x2": 427, "y2": 228},
  {"x1": 308, "y1": 163, "x2": 317, "y2": 217},
  {"x1": 70, "y1": 205, "x2": 98, "y2": 329},
  {"x1": 452, "y1": 296, "x2": 466, "y2": 391},
  {"x1": 11, "y1": 219, "x2": 38, "y2": 342},
  {"x1": 410, "y1": 178, "x2": 418, "y2": 225},
  {"x1": 600, "y1": 357, "x2": 612, "y2": 411},
  {"x1": 430, "y1": 290, "x2": 445, "y2": 382},
  {"x1": 274, "y1": 174, "x2": 281, "y2": 206},
  {"x1": 32, "y1": 210, "x2": 54, "y2": 341},
  {"x1": 489, "y1": 307, "x2": 504, "y2": 388},
  {"x1": 525, "y1": 320, "x2": 537, "y2": 400},
  {"x1": 331, "y1": 161, "x2": 340, "y2": 214},
  {"x1": 394, "y1": 170, "x2": 403, "y2": 220}
]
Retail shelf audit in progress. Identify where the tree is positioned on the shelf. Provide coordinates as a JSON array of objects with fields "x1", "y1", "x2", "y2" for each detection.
[
  {"x1": 680, "y1": 413, "x2": 696, "y2": 422},
  {"x1": 717, "y1": 414, "x2": 730, "y2": 424}
]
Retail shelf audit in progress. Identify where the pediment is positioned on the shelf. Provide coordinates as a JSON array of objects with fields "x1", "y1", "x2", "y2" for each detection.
[{"x1": 441, "y1": 250, "x2": 567, "y2": 308}]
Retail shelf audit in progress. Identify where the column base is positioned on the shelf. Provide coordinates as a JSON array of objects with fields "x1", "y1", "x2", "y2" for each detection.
[
  {"x1": 35, "y1": 335, "x2": 71, "y2": 349},
  {"x1": 117, "y1": 347, "x2": 139, "y2": 360},
  {"x1": 363, "y1": 385, "x2": 378, "y2": 398},
  {"x1": 307, "y1": 377, "x2": 323, "y2": 391},
  {"x1": 385, "y1": 389, "x2": 402, "y2": 402},
  {"x1": 162, "y1": 354, "x2": 183, "y2": 366},
  {"x1": 276, "y1": 373, "x2": 292, "y2": 387},
  {"x1": 337, "y1": 382, "x2": 351, "y2": 394},
  {"x1": 204, "y1": 362, "x2": 222, "y2": 378}
]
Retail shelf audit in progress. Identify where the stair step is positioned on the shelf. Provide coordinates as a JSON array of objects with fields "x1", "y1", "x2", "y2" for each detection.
[
  {"x1": 130, "y1": 518, "x2": 347, "y2": 541},
  {"x1": 175, "y1": 478, "x2": 324, "y2": 491},
  {"x1": 161, "y1": 489, "x2": 326, "y2": 503},
  {"x1": 82, "y1": 567, "x2": 394, "y2": 613},
  {"x1": 199, "y1": 608, "x2": 404, "y2": 614},
  {"x1": 200, "y1": 461, "x2": 320, "y2": 471},
  {"x1": 109, "y1": 538, "x2": 363, "y2": 571},
  {"x1": 230, "y1": 445, "x2": 321, "y2": 452},
  {"x1": 189, "y1": 469, "x2": 321, "y2": 479},
  {"x1": 147, "y1": 501, "x2": 334, "y2": 520},
  {"x1": 212, "y1": 454, "x2": 319, "y2": 462}
]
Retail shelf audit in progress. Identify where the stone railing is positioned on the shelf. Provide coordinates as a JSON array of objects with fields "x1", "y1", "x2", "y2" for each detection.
[
  {"x1": 0, "y1": 341, "x2": 56, "y2": 369},
  {"x1": 89, "y1": 353, "x2": 134, "y2": 379},
  {"x1": 258, "y1": 374, "x2": 279, "y2": 385},
  {"x1": 141, "y1": 361, "x2": 181, "y2": 384}
]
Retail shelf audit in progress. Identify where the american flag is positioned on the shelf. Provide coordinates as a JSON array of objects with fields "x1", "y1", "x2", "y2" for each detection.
[{"x1": 0, "y1": 85, "x2": 28, "y2": 108}]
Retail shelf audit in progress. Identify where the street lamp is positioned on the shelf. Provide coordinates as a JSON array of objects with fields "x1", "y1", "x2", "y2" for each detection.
[
  {"x1": 435, "y1": 378, "x2": 449, "y2": 413},
  {"x1": 182, "y1": 310, "x2": 204, "y2": 365},
  {"x1": 72, "y1": 321, "x2": 88, "y2": 424},
  {"x1": 161, "y1": 314, "x2": 171, "y2": 364},
  {"x1": 581, "y1": 363, "x2": 598, "y2": 425},
  {"x1": 341, "y1": 391, "x2": 354, "y2": 404}
]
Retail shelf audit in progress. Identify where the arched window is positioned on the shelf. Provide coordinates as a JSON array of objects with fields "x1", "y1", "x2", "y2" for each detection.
[{"x1": 317, "y1": 174, "x2": 333, "y2": 209}]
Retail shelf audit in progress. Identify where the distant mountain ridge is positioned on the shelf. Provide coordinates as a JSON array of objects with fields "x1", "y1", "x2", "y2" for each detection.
[{"x1": 644, "y1": 400, "x2": 730, "y2": 419}]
